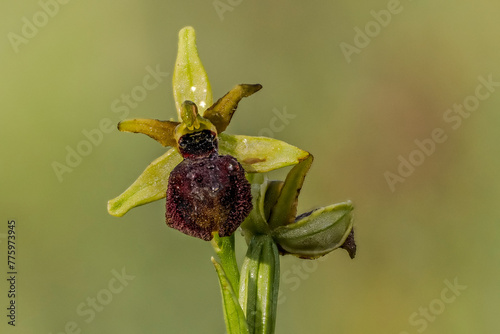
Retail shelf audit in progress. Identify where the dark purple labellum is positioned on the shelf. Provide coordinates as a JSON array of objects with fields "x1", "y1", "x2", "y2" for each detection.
[{"x1": 166, "y1": 130, "x2": 252, "y2": 240}]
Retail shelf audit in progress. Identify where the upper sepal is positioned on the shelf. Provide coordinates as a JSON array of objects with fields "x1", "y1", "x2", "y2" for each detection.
[{"x1": 173, "y1": 26, "x2": 213, "y2": 118}]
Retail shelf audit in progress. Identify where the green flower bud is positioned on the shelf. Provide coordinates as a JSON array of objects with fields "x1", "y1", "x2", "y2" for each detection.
[{"x1": 272, "y1": 201, "x2": 355, "y2": 259}]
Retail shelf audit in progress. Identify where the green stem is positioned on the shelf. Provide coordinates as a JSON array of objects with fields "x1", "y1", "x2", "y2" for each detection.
[
  {"x1": 239, "y1": 235, "x2": 280, "y2": 334},
  {"x1": 212, "y1": 233, "x2": 240, "y2": 296}
]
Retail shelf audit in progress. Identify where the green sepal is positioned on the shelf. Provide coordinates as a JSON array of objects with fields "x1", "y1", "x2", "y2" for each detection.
[
  {"x1": 118, "y1": 119, "x2": 179, "y2": 147},
  {"x1": 240, "y1": 174, "x2": 272, "y2": 244},
  {"x1": 107, "y1": 148, "x2": 182, "y2": 217},
  {"x1": 204, "y1": 84, "x2": 262, "y2": 133},
  {"x1": 173, "y1": 26, "x2": 213, "y2": 118},
  {"x1": 272, "y1": 201, "x2": 354, "y2": 259},
  {"x1": 239, "y1": 235, "x2": 280, "y2": 334},
  {"x1": 219, "y1": 133, "x2": 310, "y2": 173},
  {"x1": 107, "y1": 134, "x2": 308, "y2": 217},
  {"x1": 211, "y1": 257, "x2": 250, "y2": 334},
  {"x1": 263, "y1": 181, "x2": 284, "y2": 221},
  {"x1": 268, "y1": 154, "x2": 313, "y2": 229}
]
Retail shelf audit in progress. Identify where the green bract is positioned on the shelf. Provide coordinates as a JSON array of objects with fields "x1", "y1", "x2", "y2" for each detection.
[{"x1": 239, "y1": 235, "x2": 279, "y2": 334}]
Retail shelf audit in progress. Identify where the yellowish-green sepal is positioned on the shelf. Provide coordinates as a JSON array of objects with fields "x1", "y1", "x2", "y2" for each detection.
[
  {"x1": 118, "y1": 119, "x2": 179, "y2": 147},
  {"x1": 240, "y1": 174, "x2": 272, "y2": 243},
  {"x1": 218, "y1": 133, "x2": 310, "y2": 173},
  {"x1": 173, "y1": 26, "x2": 213, "y2": 118},
  {"x1": 268, "y1": 154, "x2": 313, "y2": 229},
  {"x1": 107, "y1": 148, "x2": 182, "y2": 217},
  {"x1": 204, "y1": 84, "x2": 262, "y2": 133}
]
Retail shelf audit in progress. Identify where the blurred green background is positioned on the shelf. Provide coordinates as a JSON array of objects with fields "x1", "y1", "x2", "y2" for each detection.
[{"x1": 1, "y1": 0, "x2": 499, "y2": 333}]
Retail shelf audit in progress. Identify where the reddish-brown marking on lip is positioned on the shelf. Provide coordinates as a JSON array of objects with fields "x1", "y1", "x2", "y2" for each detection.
[{"x1": 243, "y1": 157, "x2": 266, "y2": 164}]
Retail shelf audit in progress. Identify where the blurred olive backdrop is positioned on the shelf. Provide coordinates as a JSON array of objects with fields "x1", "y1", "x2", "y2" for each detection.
[{"x1": 1, "y1": 1, "x2": 499, "y2": 333}]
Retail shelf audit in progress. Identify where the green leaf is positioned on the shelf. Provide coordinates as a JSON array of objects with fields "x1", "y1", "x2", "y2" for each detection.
[
  {"x1": 204, "y1": 84, "x2": 262, "y2": 133},
  {"x1": 211, "y1": 233, "x2": 240, "y2": 297},
  {"x1": 107, "y1": 148, "x2": 182, "y2": 217},
  {"x1": 118, "y1": 118, "x2": 179, "y2": 147},
  {"x1": 212, "y1": 257, "x2": 250, "y2": 334},
  {"x1": 219, "y1": 133, "x2": 310, "y2": 173},
  {"x1": 268, "y1": 154, "x2": 313, "y2": 229},
  {"x1": 272, "y1": 201, "x2": 354, "y2": 259},
  {"x1": 239, "y1": 235, "x2": 280, "y2": 334},
  {"x1": 173, "y1": 26, "x2": 213, "y2": 119}
]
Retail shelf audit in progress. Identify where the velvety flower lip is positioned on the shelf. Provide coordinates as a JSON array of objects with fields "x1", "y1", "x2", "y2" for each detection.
[{"x1": 166, "y1": 153, "x2": 252, "y2": 241}]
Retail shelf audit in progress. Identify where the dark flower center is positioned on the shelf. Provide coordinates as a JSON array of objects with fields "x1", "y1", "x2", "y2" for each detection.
[{"x1": 178, "y1": 130, "x2": 217, "y2": 159}]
